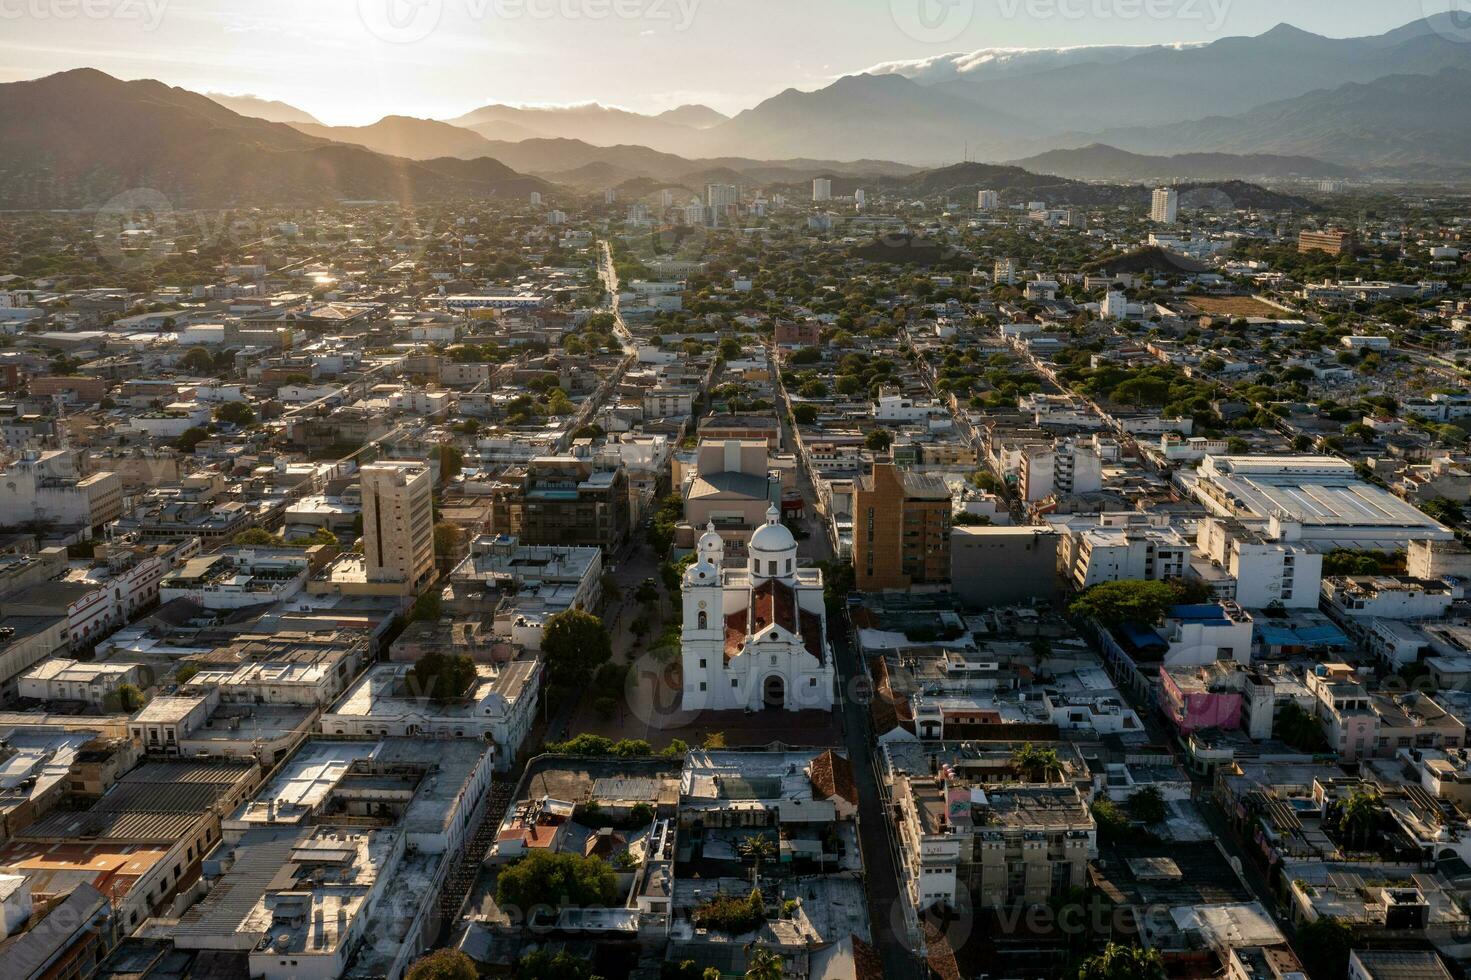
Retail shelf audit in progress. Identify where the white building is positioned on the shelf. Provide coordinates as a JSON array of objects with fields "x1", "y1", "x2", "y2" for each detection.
[
  {"x1": 680, "y1": 509, "x2": 835, "y2": 712},
  {"x1": 1020, "y1": 441, "x2": 1103, "y2": 503},
  {"x1": 18, "y1": 658, "x2": 146, "y2": 705},
  {"x1": 0, "y1": 450, "x2": 122, "y2": 531},
  {"x1": 812, "y1": 178, "x2": 832, "y2": 202},
  {"x1": 1151, "y1": 187, "x2": 1179, "y2": 225},
  {"x1": 321, "y1": 660, "x2": 539, "y2": 769},
  {"x1": 977, "y1": 190, "x2": 999, "y2": 210},
  {"x1": 1195, "y1": 517, "x2": 1324, "y2": 609}
]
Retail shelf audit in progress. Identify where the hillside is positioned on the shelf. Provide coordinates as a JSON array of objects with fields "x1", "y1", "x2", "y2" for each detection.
[
  {"x1": 1009, "y1": 144, "x2": 1355, "y2": 181},
  {"x1": 1102, "y1": 68, "x2": 1471, "y2": 170},
  {"x1": 0, "y1": 70, "x2": 552, "y2": 208}
]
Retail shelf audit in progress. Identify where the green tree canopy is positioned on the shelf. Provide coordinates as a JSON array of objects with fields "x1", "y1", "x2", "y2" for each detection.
[
  {"x1": 496, "y1": 850, "x2": 617, "y2": 911},
  {"x1": 406, "y1": 949, "x2": 478, "y2": 980},
  {"x1": 407, "y1": 652, "x2": 477, "y2": 703},
  {"x1": 1068, "y1": 579, "x2": 1186, "y2": 626},
  {"x1": 1071, "y1": 942, "x2": 1165, "y2": 980},
  {"x1": 542, "y1": 609, "x2": 612, "y2": 688}
]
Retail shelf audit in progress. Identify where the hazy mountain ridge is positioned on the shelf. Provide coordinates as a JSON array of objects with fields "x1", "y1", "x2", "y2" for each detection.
[
  {"x1": 206, "y1": 92, "x2": 322, "y2": 126},
  {"x1": 0, "y1": 70, "x2": 552, "y2": 209},
  {"x1": 1009, "y1": 144, "x2": 1357, "y2": 181}
]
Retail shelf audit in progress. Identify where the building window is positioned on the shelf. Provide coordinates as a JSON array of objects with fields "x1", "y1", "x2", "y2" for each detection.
[{"x1": 697, "y1": 611, "x2": 707, "y2": 629}]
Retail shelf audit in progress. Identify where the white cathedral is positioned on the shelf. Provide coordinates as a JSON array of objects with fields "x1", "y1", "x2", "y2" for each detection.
[{"x1": 680, "y1": 505, "x2": 836, "y2": 712}]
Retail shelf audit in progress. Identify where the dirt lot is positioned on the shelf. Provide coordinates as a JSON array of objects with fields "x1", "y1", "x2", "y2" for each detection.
[{"x1": 1188, "y1": 295, "x2": 1285, "y2": 318}]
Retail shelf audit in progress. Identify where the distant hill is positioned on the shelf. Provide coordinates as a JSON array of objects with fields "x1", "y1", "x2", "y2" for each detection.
[
  {"x1": 1102, "y1": 67, "x2": 1471, "y2": 170},
  {"x1": 935, "y1": 19, "x2": 1471, "y2": 134},
  {"x1": 1009, "y1": 144, "x2": 1356, "y2": 181},
  {"x1": 691, "y1": 73, "x2": 1036, "y2": 164},
  {"x1": 291, "y1": 116, "x2": 503, "y2": 161},
  {"x1": 0, "y1": 70, "x2": 552, "y2": 208},
  {"x1": 870, "y1": 162, "x2": 1309, "y2": 211},
  {"x1": 656, "y1": 104, "x2": 728, "y2": 129},
  {"x1": 447, "y1": 102, "x2": 698, "y2": 150},
  {"x1": 206, "y1": 92, "x2": 321, "y2": 126},
  {"x1": 1085, "y1": 246, "x2": 1211, "y2": 276}
]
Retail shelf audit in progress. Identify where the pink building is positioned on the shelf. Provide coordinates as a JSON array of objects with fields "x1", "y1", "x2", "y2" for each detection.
[{"x1": 1160, "y1": 664, "x2": 1243, "y2": 735}]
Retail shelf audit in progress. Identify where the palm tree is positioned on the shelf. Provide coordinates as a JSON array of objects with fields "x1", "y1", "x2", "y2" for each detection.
[
  {"x1": 1011, "y1": 743, "x2": 1062, "y2": 783},
  {"x1": 744, "y1": 945, "x2": 784, "y2": 980},
  {"x1": 737, "y1": 835, "x2": 776, "y2": 887},
  {"x1": 1072, "y1": 942, "x2": 1165, "y2": 980},
  {"x1": 1339, "y1": 790, "x2": 1381, "y2": 850}
]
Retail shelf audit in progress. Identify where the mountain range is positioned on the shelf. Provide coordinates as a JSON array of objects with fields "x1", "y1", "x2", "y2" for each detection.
[
  {"x1": 190, "y1": 16, "x2": 1471, "y2": 176},
  {"x1": 0, "y1": 70, "x2": 550, "y2": 209}
]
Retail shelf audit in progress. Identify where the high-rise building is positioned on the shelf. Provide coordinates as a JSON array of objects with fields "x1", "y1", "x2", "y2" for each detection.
[
  {"x1": 529, "y1": 191, "x2": 542, "y2": 207},
  {"x1": 1150, "y1": 187, "x2": 1178, "y2": 225},
  {"x1": 977, "y1": 189, "x2": 999, "y2": 210},
  {"x1": 853, "y1": 463, "x2": 951, "y2": 591},
  {"x1": 994, "y1": 257, "x2": 1018, "y2": 286},
  {"x1": 706, "y1": 183, "x2": 739, "y2": 208},
  {"x1": 812, "y1": 178, "x2": 832, "y2": 202},
  {"x1": 361, "y1": 461, "x2": 435, "y2": 593},
  {"x1": 853, "y1": 188, "x2": 866, "y2": 208}
]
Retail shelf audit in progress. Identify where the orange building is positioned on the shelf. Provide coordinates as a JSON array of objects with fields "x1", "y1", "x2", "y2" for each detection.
[{"x1": 853, "y1": 463, "x2": 951, "y2": 592}]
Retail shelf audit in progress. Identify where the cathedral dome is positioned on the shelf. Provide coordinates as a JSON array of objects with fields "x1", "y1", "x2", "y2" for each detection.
[{"x1": 749, "y1": 504, "x2": 795, "y2": 556}]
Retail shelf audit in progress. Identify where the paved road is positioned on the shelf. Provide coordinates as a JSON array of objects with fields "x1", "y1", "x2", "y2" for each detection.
[{"x1": 832, "y1": 621, "x2": 924, "y2": 979}]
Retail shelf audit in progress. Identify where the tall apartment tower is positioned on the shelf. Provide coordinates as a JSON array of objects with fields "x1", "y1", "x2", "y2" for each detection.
[
  {"x1": 1150, "y1": 187, "x2": 1179, "y2": 225},
  {"x1": 361, "y1": 461, "x2": 435, "y2": 593},
  {"x1": 977, "y1": 189, "x2": 999, "y2": 210},
  {"x1": 812, "y1": 178, "x2": 832, "y2": 202},
  {"x1": 853, "y1": 462, "x2": 952, "y2": 592}
]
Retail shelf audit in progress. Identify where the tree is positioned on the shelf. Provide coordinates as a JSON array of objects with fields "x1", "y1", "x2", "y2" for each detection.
[
  {"x1": 107, "y1": 684, "x2": 147, "y2": 713},
  {"x1": 541, "y1": 609, "x2": 612, "y2": 689},
  {"x1": 1070, "y1": 942, "x2": 1165, "y2": 980},
  {"x1": 407, "y1": 652, "x2": 476, "y2": 702},
  {"x1": 791, "y1": 404, "x2": 818, "y2": 425},
  {"x1": 175, "y1": 426, "x2": 210, "y2": 452},
  {"x1": 1275, "y1": 701, "x2": 1329, "y2": 752},
  {"x1": 1293, "y1": 917, "x2": 1353, "y2": 980},
  {"x1": 737, "y1": 834, "x2": 775, "y2": 886},
  {"x1": 1422, "y1": 497, "x2": 1465, "y2": 526},
  {"x1": 406, "y1": 949, "x2": 478, "y2": 980},
  {"x1": 702, "y1": 731, "x2": 727, "y2": 749},
  {"x1": 434, "y1": 521, "x2": 466, "y2": 560},
  {"x1": 432, "y1": 444, "x2": 464, "y2": 480},
  {"x1": 745, "y1": 946, "x2": 784, "y2": 980},
  {"x1": 1127, "y1": 786, "x2": 1167, "y2": 825},
  {"x1": 1226, "y1": 437, "x2": 1250, "y2": 454},
  {"x1": 214, "y1": 401, "x2": 256, "y2": 426},
  {"x1": 1337, "y1": 789, "x2": 1381, "y2": 849},
  {"x1": 179, "y1": 347, "x2": 214, "y2": 373},
  {"x1": 515, "y1": 950, "x2": 600, "y2": 980},
  {"x1": 865, "y1": 429, "x2": 892, "y2": 452},
  {"x1": 1068, "y1": 579, "x2": 1182, "y2": 626},
  {"x1": 1011, "y1": 743, "x2": 1061, "y2": 782},
  {"x1": 496, "y1": 851, "x2": 617, "y2": 911}
]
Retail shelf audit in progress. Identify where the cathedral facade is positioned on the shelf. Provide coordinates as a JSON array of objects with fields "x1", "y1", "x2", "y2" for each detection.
[{"x1": 680, "y1": 506, "x2": 836, "y2": 712}]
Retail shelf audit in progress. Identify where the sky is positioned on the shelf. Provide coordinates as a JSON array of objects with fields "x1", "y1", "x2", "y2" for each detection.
[{"x1": 0, "y1": 0, "x2": 1458, "y2": 124}]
